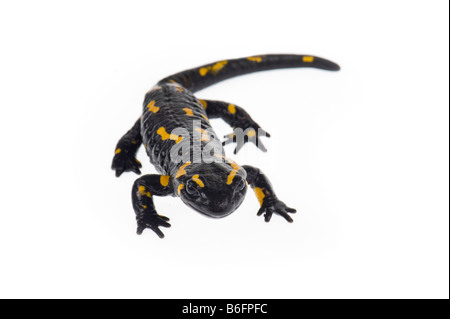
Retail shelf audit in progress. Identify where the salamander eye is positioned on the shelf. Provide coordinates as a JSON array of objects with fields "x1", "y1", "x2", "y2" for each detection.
[
  {"x1": 234, "y1": 176, "x2": 246, "y2": 191},
  {"x1": 186, "y1": 180, "x2": 200, "y2": 196}
]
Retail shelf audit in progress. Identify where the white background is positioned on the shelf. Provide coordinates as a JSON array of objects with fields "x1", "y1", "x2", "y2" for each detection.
[{"x1": 0, "y1": 0, "x2": 448, "y2": 299}]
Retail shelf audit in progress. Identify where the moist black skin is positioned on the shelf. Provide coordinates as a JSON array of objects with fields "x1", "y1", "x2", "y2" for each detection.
[{"x1": 112, "y1": 54, "x2": 340, "y2": 238}]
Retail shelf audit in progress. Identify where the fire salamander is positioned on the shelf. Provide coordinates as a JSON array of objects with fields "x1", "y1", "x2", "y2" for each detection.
[{"x1": 112, "y1": 54, "x2": 340, "y2": 238}]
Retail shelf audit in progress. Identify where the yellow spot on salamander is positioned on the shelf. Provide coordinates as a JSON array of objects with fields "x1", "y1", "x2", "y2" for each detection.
[
  {"x1": 227, "y1": 170, "x2": 237, "y2": 185},
  {"x1": 176, "y1": 161, "x2": 191, "y2": 179},
  {"x1": 115, "y1": 148, "x2": 121, "y2": 154},
  {"x1": 302, "y1": 56, "x2": 314, "y2": 63},
  {"x1": 247, "y1": 56, "x2": 262, "y2": 63},
  {"x1": 183, "y1": 108, "x2": 194, "y2": 116},
  {"x1": 194, "y1": 128, "x2": 210, "y2": 141},
  {"x1": 254, "y1": 187, "x2": 265, "y2": 206},
  {"x1": 175, "y1": 86, "x2": 184, "y2": 92},
  {"x1": 200, "y1": 114, "x2": 209, "y2": 122},
  {"x1": 177, "y1": 184, "x2": 184, "y2": 195},
  {"x1": 199, "y1": 67, "x2": 209, "y2": 76},
  {"x1": 247, "y1": 129, "x2": 256, "y2": 137},
  {"x1": 215, "y1": 154, "x2": 243, "y2": 185},
  {"x1": 160, "y1": 175, "x2": 170, "y2": 187},
  {"x1": 228, "y1": 104, "x2": 236, "y2": 114},
  {"x1": 192, "y1": 175, "x2": 205, "y2": 188},
  {"x1": 157, "y1": 127, "x2": 183, "y2": 143},
  {"x1": 138, "y1": 186, "x2": 151, "y2": 197},
  {"x1": 226, "y1": 160, "x2": 242, "y2": 185},
  {"x1": 135, "y1": 158, "x2": 141, "y2": 165},
  {"x1": 131, "y1": 140, "x2": 138, "y2": 144},
  {"x1": 199, "y1": 60, "x2": 228, "y2": 76},
  {"x1": 147, "y1": 100, "x2": 160, "y2": 113},
  {"x1": 142, "y1": 205, "x2": 147, "y2": 209},
  {"x1": 199, "y1": 99, "x2": 207, "y2": 109},
  {"x1": 212, "y1": 60, "x2": 228, "y2": 74},
  {"x1": 230, "y1": 161, "x2": 241, "y2": 171}
]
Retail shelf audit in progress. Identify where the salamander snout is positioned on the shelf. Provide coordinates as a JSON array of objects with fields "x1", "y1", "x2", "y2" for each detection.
[{"x1": 179, "y1": 167, "x2": 247, "y2": 218}]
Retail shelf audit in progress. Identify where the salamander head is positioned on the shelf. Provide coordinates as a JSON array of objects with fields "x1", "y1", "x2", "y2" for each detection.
[{"x1": 176, "y1": 162, "x2": 247, "y2": 218}]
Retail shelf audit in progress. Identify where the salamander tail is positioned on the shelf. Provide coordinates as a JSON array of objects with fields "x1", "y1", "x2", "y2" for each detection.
[{"x1": 158, "y1": 54, "x2": 340, "y2": 93}]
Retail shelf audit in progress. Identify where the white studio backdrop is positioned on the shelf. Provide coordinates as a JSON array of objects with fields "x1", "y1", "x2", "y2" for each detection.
[{"x1": 0, "y1": 0, "x2": 448, "y2": 299}]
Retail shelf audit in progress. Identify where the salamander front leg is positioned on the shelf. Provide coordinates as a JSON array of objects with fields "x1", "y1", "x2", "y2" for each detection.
[
  {"x1": 112, "y1": 118, "x2": 143, "y2": 177},
  {"x1": 242, "y1": 165, "x2": 297, "y2": 223},
  {"x1": 200, "y1": 99, "x2": 270, "y2": 154},
  {"x1": 132, "y1": 174, "x2": 174, "y2": 238}
]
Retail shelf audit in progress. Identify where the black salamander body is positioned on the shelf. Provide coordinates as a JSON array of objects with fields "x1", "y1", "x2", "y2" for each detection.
[{"x1": 112, "y1": 54, "x2": 340, "y2": 238}]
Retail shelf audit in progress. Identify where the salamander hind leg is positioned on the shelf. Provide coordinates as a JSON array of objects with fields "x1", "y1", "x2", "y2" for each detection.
[
  {"x1": 112, "y1": 118, "x2": 143, "y2": 177},
  {"x1": 200, "y1": 99, "x2": 270, "y2": 154},
  {"x1": 132, "y1": 174, "x2": 174, "y2": 238},
  {"x1": 243, "y1": 165, "x2": 296, "y2": 223}
]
